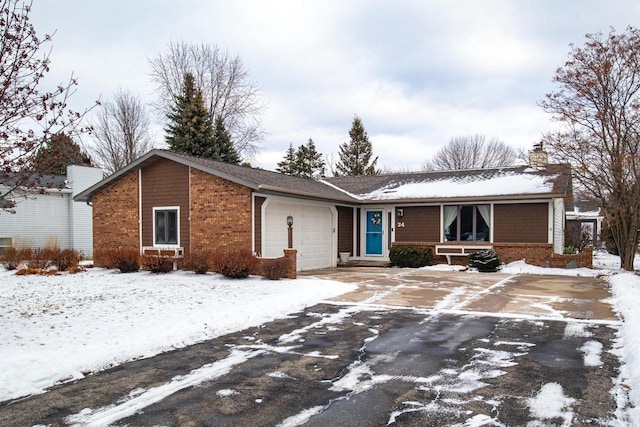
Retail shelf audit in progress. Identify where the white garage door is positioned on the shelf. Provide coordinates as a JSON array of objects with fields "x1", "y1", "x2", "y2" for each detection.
[{"x1": 263, "y1": 200, "x2": 335, "y2": 271}]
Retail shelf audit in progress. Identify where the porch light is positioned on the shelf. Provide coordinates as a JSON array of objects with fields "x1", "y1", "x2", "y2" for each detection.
[{"x1": 287, "y1": 215, "x2": 293, "y2": 228}]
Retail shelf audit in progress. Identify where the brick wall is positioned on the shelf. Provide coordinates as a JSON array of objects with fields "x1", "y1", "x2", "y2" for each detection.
[
  {"x1": 92, "y1": 170, "x2": 139, "y2": 266},
  {"x1": 189, "y1": 168, "x2": 253, "y2": 253},
  {"x1": 391, "y1": 242, "x2": 593, "y2": 268}
]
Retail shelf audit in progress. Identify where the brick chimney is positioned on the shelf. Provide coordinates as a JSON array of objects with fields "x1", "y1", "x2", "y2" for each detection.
[{"x1": 529, "y1": 142, "x2": 548, "y2": 167}]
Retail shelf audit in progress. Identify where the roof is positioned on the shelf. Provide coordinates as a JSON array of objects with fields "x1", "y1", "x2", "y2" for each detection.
[
  {"x1": 566, "y1": 200, "x2": 604, "y2": 220},
  {"x1": 74, "y1": 149, "x2": 572, "y2": 205},
  {"x1": 74, "y1": 150, "x2": 358, "y2": 203},
  {"x1": 0, "y1": 172, "x2": 70, "y2": 194},
  {"x1": 325, "y1": 164, "x2": 572, "y2": 203}
]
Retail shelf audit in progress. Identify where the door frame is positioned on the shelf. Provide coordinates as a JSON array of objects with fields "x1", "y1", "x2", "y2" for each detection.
[{"x1": 360, "y1": 206, "x2": 394, "y2": 259}]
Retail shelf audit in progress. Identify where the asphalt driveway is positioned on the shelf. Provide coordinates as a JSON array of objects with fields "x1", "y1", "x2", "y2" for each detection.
[{"x1": 0, "y1": 268, "x2": 622, "y2": 426}]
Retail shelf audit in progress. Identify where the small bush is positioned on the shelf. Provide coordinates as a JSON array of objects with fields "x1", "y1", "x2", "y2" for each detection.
[
  {"x1": 211, "y1": 249, "x2": 258, "y2": 279},
  {"x1": 52, "y1": 249, "x2": 82, "y2": 271},
  {"x1": 28, "y1": 248, "x2": 54, "y2": 269},
  {"x1": 563, "y1": 245, "x2": 577, "y2": 255},
  {"x1": 1, "y1": 247, "x2": 20, "y2": 270},
  {"x1": 101, "y1": 248, "x2": 141, "y2": 273},
  {"x1": 261, "y1": 257, "x2": 289, "y2": 280},
  {"x1": 389, "y1": 246, "x2": 433, "y2": 268},
  {"x1": 468, "y1": 249, "x2": 502, "y2": 272},
  {"x1": 184, "y1": 251, "x2": 211, "y2": 274},
  {"x1": 142, "y1": 255, "x2": 175, "y2": 273}
]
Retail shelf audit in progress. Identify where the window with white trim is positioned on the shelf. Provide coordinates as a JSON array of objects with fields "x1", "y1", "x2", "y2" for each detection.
[
  {"x1": 443, "y1": 204, "x2": 490, "y2": 242},
  {"x1": 153, "y1": 207, "x2": 179, "y2": 246}
]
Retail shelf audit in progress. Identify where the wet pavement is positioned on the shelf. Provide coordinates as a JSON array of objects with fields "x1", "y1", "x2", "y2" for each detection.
[{"x1": 0, "y1": 267, "x2": 623, "y2": 426}]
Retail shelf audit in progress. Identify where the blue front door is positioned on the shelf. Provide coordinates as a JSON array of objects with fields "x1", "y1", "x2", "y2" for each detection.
[{"x1": 366, "y1": 210, "x2": 383, "y2": 255}]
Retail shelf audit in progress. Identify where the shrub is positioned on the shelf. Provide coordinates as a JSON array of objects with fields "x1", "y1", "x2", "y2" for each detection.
[
  {"x1": 142, "y1": 255, "x2": 174, "y2": 273},
  {"x1": 28, "y1": 248, "x2": 54, "y2": 269},
  {"x1": 563, "y1": 245, "x2": 577, "y2": 255},
  {"x1": 184, "y1": 251, "x2": 210, "y2": 274},
  {"x1": 1, "y1": 247, "x2": 20, "y2": 270},
  {"x1": 261, "y1": 257, "x2": 289, "y2": 280},
  {"x1": 468, "y1": 249, "x2": 502, "y2": 272},
  {"x1": 52, "y1": 249, "x2": 82, "y2": 271},
  {"x1": 389, "y1": 246, "x2": 433, "y2": 268},
  {"x1": 211, "y1": 249, "x2": 258, "y2": 279},
  {"x1": 100, "y1": 248, "x2": 141, "y2": 273}
]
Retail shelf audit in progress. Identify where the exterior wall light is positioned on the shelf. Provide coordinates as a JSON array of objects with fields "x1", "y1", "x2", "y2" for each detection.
[{"x1": 287, "y1": 215, "x2": 293, "y2": 228}]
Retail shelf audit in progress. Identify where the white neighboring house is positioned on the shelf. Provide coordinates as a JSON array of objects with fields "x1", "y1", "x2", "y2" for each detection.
[{"x1": 0, "y1": 165, "x2": 103, "y2": 256}]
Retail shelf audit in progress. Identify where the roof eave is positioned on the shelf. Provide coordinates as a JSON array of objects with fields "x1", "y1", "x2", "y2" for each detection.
[
  {"x1": 257, "y1": 184, "x2": 359, "y2": 203},
  {"x1": 74, "y1": 149, "x2": 263, "y2": 203}
]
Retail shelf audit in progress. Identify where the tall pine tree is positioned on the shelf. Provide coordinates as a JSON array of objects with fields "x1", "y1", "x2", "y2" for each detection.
[
  {"x1": 335, "y1": 115, "x2": 378, "y2": 176},
  {"x1": 276, "y1": 143, "x2": 297, "y2": 175},
  {"x1": 165, "y1": 73, "x2": 217, "y2": 159},
  {"x1": 276, "y1": 139, "x2": 325, "y2": 178},
  {"x1": 295, "y1": 138, "x2": 325, "y2": 179},
  {"x1": 213, "y1": 116, "x2": 240, "y2": 164}
]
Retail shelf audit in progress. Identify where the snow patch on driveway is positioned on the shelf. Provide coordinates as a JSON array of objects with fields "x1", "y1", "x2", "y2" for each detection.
[{"x1": 527, "y1": 382, "x2": 576, "y2": 426}]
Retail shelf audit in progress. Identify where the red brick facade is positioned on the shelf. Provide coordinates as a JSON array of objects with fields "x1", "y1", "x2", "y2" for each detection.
[
  {"x1": 92, "y1": 170, "x2": 140, "y2": 267},
  {"x1": 391, "y1": 242, "x2": 593, "y2": 268},
  {"x1": 189, "y1": 168, "x2": 253, "y2": 253}
]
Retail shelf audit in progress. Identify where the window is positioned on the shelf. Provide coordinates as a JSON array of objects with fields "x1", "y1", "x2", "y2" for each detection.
[
  {"x1": 443, "y1": 205, "x2": 490, "y2": 242},
  {"x1": 154, "y1": 207, "x2": 179, "y2": 246},
  {"x1": 0, "y1": 237, "x2": 13, "y2": 254}
]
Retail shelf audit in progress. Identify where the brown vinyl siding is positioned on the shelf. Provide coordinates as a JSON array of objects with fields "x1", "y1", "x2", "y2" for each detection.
[
  {"x1": 337, "y1": 206, "x2": 354, "y2": 254},
  {"x1": 493, "y1": 203, "x2": 548, "y2": 243},
  {"x1": 254, "y1": 196, "x2": 266, "y2": 255},
  {"x1": 141, "y1": 158, "x2": 190, "y2": 252},
  {"x1": 394, "y1": 206, "x2": 440, "y2": 242}
]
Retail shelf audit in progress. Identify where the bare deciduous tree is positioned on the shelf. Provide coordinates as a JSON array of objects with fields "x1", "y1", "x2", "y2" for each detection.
[
  {"x1": 149, "y1": 41, "x2": 266, "y2": 157},
  {"x1": 541, "y1": 27, "x2": 640, "y2": 271},
  {"x1": 0, "y1": 0, "x2": 95, "y2": 212},
  {"x1": 422, "y1": 134, "x2": 516, "y2": 171},
  {"x1": 90, "y1": 90, "x2": 155, "y2": 175}
]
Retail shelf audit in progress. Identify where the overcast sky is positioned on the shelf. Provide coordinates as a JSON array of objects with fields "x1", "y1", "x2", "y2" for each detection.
[{"x1": 29, "y1": 1, "x2": 640, "y2": 173}]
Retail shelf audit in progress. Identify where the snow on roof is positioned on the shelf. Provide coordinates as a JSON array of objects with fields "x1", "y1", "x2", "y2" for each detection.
[{"x1": 353, "y1": 171, "x2": 556, "y2": 200}]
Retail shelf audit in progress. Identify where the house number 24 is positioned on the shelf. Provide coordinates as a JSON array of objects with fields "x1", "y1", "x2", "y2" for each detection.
[{"x1": 397, "y1": 222, "x2": 405, "y2": 228}]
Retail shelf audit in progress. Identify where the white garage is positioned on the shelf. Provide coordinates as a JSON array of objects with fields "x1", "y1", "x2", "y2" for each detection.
[{"x1": 262, "y1": 198, "x2": 337, "y2": 271}]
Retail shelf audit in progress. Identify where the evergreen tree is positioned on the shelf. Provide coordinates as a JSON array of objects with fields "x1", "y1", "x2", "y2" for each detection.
[
  {"x1": 295, "y1": 138, "x2": 325, "y2": 179},
  {"x1": 33, "y1": 133, "x2": 92, "y2": 175},
  {"x1": 213, "y1": 116, "x2": 240, "y2": 164},
  {"x1": 165, "y1": 73, "x2": 217, "y2": 159},
  {"x1": 276, "y1": 139, "x2": 325, "y2": 178},
  {"x1": 335, "y1": 115, "x2": 378, "y2": 176},
  {"x1": 276, "y1": 143, "x2": 297, "y2": 175}
]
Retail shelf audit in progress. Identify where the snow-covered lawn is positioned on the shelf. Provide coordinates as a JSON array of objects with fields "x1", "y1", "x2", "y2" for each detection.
[
  {"x1": 1, "y1": 250, "x2": 639, "y2": 425},
  {"x1": 0, "y1": 268, "x2": 356, "y2": 402}
]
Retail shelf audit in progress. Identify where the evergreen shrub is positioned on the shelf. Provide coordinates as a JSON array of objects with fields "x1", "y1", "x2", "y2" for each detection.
[
  {"x1": 389, "y1": 246, "x2": 433, "y2": 268},
  {"x1": 468, "y1": 249, "x2": 502, "y2": 272}
]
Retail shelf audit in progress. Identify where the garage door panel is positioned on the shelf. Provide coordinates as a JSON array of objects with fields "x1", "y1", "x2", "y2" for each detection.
[{"x1": 263, "y1": 201, "x2": 334, "y2": 271}]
